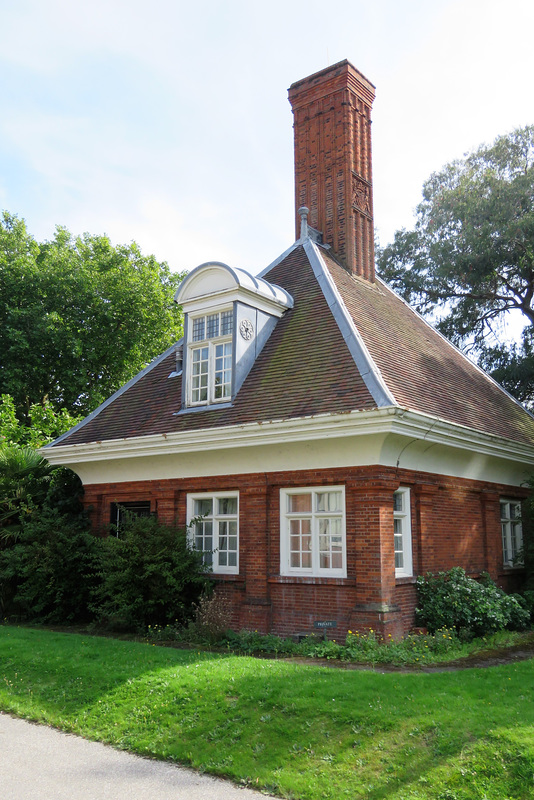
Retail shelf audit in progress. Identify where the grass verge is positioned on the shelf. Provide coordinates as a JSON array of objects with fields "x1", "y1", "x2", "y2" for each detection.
[{"x1": 1, "y1": 625, "x2": 534, "y2": 799}]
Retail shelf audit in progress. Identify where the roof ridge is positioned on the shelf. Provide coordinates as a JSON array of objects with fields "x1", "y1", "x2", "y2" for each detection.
[
  {"x1": 44, "y1": 340, "x2": 183, "y2": 448},
  {"x1": 303, "y1": 239, "x2": 396, "y2": 408}
]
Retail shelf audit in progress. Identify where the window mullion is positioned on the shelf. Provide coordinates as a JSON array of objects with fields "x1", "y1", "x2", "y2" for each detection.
[{"x1": 208, "y1": 341, "x2": 215, "y2": 404}]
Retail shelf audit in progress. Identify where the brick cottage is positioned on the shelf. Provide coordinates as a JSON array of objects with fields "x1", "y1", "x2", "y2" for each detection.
[{"x1": 44, "y1": 61, "x2": 534, "y2": 639}]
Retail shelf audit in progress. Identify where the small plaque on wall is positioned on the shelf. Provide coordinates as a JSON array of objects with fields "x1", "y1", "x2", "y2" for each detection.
[{"x1": 313, "y1": 620, "x2": 337, "y2": 629}]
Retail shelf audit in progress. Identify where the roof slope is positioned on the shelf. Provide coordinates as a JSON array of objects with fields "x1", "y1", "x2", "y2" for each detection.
[
  {"x1": 53, "y1": 245, "x2": 376, "y2": 447},
  {"x1": 50, "y1": 239, "x2": 534, "y2": 449},
  {"x1": 320, "y1": 248, "x2": 534, "y2": 445}
]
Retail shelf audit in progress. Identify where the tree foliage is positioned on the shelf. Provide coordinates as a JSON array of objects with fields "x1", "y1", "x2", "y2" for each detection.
[
  {"x1": 0, "y1": 441, "x2": 89, "y2": 618},
  {"x1": 378, "y1": 126, "x2": 534, "y2": 404},
  {"x1": 0, "y1": 394, "x2": 80, "y2": 449},
  {"x1": 0, "y1": 506, "x2": 98, "y2": 623},
  {"x1": 0, "y1": 444, "x2": 57, "y2": 540},
  {"x1": 91, "y1": 512, "x2": 211, "y2": 632},
  {"x1": 0, "y1": 212, "x2": 184, "y2": 420}
]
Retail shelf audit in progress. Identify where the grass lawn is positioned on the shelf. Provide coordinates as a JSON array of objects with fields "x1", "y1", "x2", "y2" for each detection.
[{"x1": 1, "y1": 626, "x2": 534, "y2": 799}]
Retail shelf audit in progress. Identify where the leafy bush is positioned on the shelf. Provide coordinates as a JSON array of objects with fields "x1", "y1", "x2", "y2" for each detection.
[
  {"x1": 416, "y1": 567, "x2": 530, "y2": 638},
  {"x1": 0, "y1": 507, "x2": 98, "y2": 622},
  {"x1": 91, "y1": 512, "x2": 211, "y2": 632}
]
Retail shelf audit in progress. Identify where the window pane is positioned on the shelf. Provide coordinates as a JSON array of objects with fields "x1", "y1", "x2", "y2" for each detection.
[
  {"x1": 194, "y1": 499, "x2": 213, "y2": 516},
  {"x1": 316, "y1": 491, "x2": 342, "y2": 512},
  {"x1": 192, "y1": 347, "x2": 209, "y2": 402},
  {"x1": 289, "y1": 517, "x2": 312, "y2": 570},
  {"x1": 206, "y1": 313, "x2": 219, "y2": 338},
  {"x1": 288, "y1": 493, "x2": 312, "y2": 513},
  {"x1": 393, "y1": 492, "x2": 403, "y2": 512},
  {"x1": 192, "y1": 317, "x2": 205, "y2": 342},
  {"x1": 331, "y1": 552, "x2": 342, "y2": 569},
  {"x1": 319, "y1": 552, "x2": 330, "y2": 568},
  {"x1": 218, "y1": 497, "x2": 237, "y2": 515},
  {"x1": 214, "y1": 342, "x2": 232, "y2": 399},
  {"x1": 221, "y1": 310, "x2": 233, "y2": 336}
]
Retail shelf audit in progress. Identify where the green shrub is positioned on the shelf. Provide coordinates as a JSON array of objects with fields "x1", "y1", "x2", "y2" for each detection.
[
  {"x1": 416, "y1": 567, "x2": 530, "y2": 638},
  {"x1": 0, "y1": 506, "x2": 98, "y2": 622},
  {"x1": 91, "y1": 513, "x2": 211, "y2": 632}
]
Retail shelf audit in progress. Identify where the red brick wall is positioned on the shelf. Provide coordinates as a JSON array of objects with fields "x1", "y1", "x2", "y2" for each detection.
[
  {"x1": 289, "y1": 61, "x2": 376, "y2": 280},
  {"x1": 83, "y1": 464, "x2": 527, "y2": 639}
]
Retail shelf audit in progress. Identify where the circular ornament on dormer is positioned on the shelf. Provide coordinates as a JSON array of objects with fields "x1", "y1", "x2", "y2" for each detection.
[{"x1": 239, "y1": 319, "x2": 254, "y2": 340}]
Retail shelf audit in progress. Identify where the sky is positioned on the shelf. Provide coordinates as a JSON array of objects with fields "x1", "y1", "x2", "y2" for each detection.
[{"x1": 1, "y1": 0, "x2": 533, "y2": 280}]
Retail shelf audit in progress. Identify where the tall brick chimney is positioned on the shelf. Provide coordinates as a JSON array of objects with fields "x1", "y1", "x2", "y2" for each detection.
[{"x1": 288, "y1": 60, "x2": 376, "y2": 282}]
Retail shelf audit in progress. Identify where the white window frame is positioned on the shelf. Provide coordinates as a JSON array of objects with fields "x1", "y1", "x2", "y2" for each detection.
[
  {"x1": 187, "y1": 309, "x2": 233, "y2": 407},
  {"x1": 394, "y1": 487, "x2": 413, "y2": 578},
  {"x1": 501, "y1": 499, "x2": 523, "y2": 568},
  {"x1": 280, "y1": 486, "x2": 346, "y2": 578},
  {"x1": 187, "y1": 492, "x2": 239, "y2": 574}
]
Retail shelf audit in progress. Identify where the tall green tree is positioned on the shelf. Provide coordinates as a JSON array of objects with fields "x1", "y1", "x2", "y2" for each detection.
[
  {"x1": 0, "y1": 212, "x2": 184, "y2": 420},
  {"x1": 0, "y1": 394, "x2": 80, "y2": 449},
  {"x1": 378, "y1": 126, "x2": 534, "y2": 406}
]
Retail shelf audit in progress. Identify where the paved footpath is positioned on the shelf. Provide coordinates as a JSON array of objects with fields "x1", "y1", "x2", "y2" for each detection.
[{"x1": 0, "y1": 713, "x2": 274, "y2": 800}]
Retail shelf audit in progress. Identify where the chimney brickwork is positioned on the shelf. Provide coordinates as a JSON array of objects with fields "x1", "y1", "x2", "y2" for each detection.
[{"x1": 288, "y1": 60, "x2": 376, "y2": 282}]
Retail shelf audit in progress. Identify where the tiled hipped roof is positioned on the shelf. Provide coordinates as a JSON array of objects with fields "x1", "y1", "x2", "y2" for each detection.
[
  {"x1": 53, "y1": 242, "x2": 534, "y2": 449},
  {"x1": 321, "y1": 250, "x2": 534, "y2": 445}
]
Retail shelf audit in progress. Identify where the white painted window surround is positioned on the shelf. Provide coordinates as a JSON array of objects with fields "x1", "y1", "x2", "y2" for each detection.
[
  {"x1": 394, "y1": 487, "x2": 413, "y2": 578},
  {"x1": 187, "y1": 492, "x2": 239, "y2": 574},
  {"x1": 280, "y1": 486, "x2": 346, "y2": 578},
  {"x1": 188, "y1": 309, "x2": 233, "y2": 406},
  {"x1": 501, "y1": 499, "x2": 523, "y2": 567}
]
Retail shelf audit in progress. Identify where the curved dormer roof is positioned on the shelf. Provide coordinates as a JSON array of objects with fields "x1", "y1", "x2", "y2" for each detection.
[{"x1": 175, "y1": 261, "x2": 293, "y2": 315}]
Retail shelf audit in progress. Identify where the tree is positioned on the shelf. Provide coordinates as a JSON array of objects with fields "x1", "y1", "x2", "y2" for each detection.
[
  {"x1": 0, "y1": 444, "x2": 57, "y2": 540},
  {"x1": 0, "y1": 394, "x2": 80, "y2": 449},
  {"x1": 0, "y1": 212, "x2": 184, "y2": 420},
  {"x1": 0, "y1": 439, "x2": 90, "y2": 619},
  {"x1": 378, "y1": 126, "x2": 534, "y2": 405}
]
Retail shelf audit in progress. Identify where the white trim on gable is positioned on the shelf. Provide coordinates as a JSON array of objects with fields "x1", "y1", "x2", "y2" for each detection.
[{"x1": 304, "y1": 239, "x2": 396, "y2": 408}]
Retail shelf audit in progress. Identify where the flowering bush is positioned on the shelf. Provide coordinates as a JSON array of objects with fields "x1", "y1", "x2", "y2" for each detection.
[{"x1": 416, "y1": 567, "x2": 529, "y2": 638}]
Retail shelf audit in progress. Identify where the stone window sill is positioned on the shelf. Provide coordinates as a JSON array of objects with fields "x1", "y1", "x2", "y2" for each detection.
[
  {"x1": 395, "y1": 576, "x2": 417, "y2": 586},
  {"x1": 269, "y1": 576, "x2": 356, "y2": 587}
]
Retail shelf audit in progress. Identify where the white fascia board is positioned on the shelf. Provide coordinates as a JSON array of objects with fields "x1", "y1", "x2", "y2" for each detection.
[
  {"x1": 304, "y1": 239, "x2": 396, "y2": 408},
  {"x1": 42, "y1": 340, "x2": 183, "y2": 448},
  {"x1": 42, "y1": 405, "x2": 534, "y2": 468}
]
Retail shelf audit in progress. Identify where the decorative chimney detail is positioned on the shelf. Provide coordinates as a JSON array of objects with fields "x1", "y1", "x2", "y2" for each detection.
[{"x1": 288, "y1": 60, "x2": 376, "y2": 281}]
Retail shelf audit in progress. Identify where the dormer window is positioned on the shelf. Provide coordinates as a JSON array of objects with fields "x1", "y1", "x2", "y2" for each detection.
[
  {"x1": 175, "y1": 261, "x2": 293, "y2": 411},
  {"x1": 189, "y1": 310, "x2": 234, "y2": 405}
]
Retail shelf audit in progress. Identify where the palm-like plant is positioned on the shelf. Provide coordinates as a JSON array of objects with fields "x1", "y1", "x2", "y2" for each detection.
[{"x1": 0, "y1": 444, "x2": 55, "y2": 541}]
